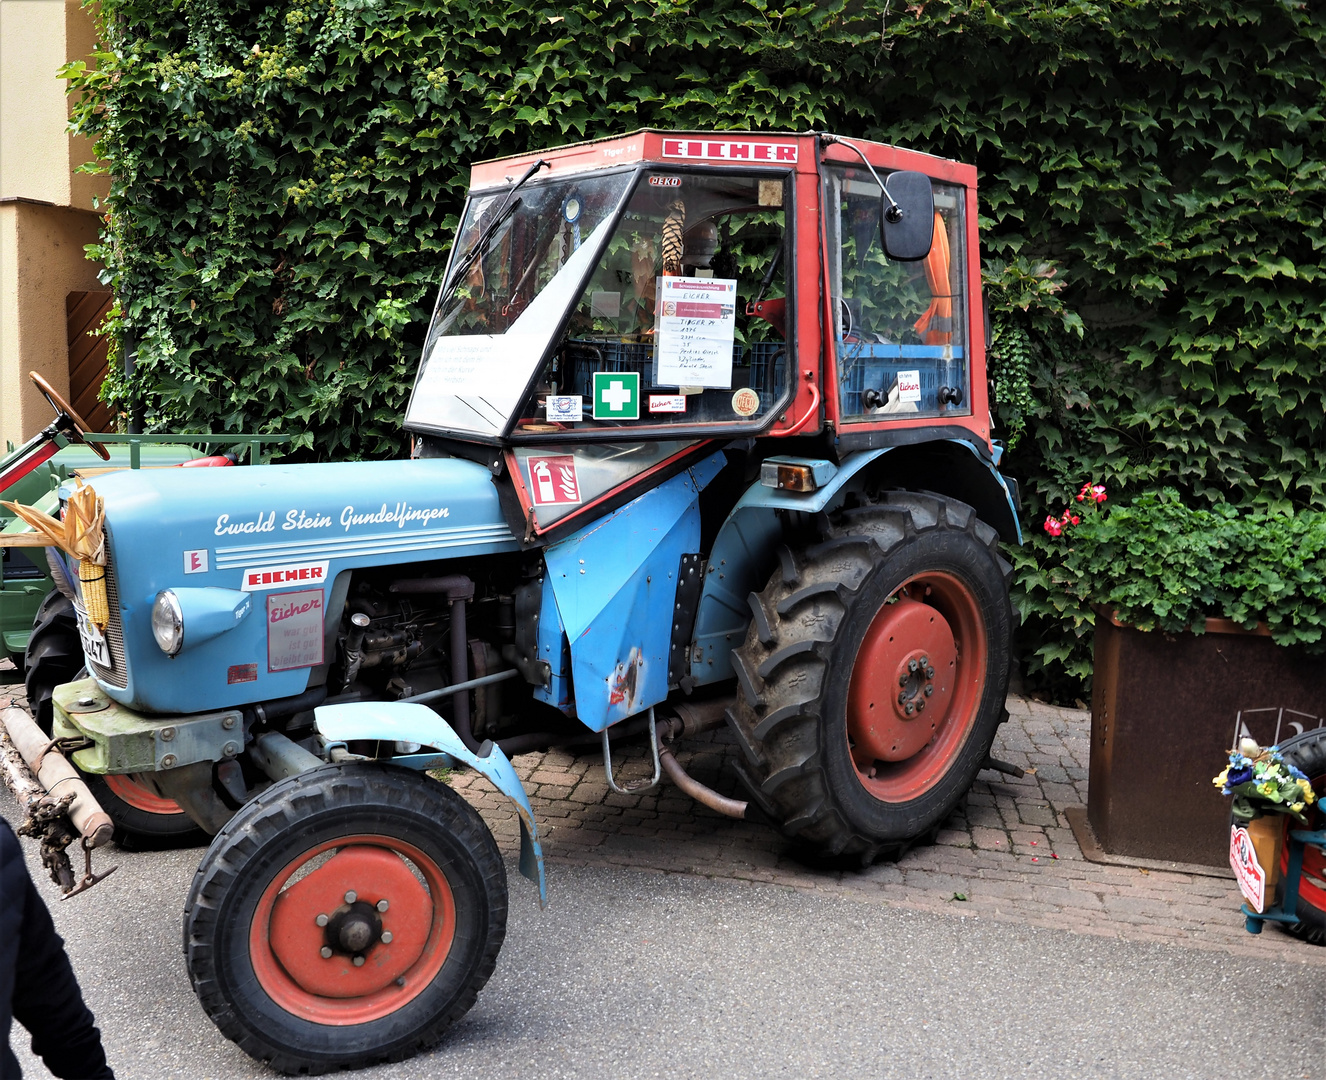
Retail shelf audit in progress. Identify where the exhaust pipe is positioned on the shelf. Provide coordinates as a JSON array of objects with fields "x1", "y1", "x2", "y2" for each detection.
[{"x1": 1, "y1": 705, "x2": 113, "y2": 848}]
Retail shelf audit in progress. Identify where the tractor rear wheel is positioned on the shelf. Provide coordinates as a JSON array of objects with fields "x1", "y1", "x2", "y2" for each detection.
[
  {"x1": 728, "y1": 492, "x2": 1013, "y2": 864},
  {"x1": 24, "y1": 589, "x2": 202, "y2": 847},
  {"x1": 184, "y1": 763, "x2": 508, "y2": 1074}
]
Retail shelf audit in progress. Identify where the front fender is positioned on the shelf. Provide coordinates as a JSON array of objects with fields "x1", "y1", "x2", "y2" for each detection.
[{"x1": 313, "y1": 701, "x2": 546, "y2": 908}]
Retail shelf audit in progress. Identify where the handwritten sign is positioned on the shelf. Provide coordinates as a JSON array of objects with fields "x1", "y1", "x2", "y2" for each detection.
[
  {"x1": 656, "y1": 277, "x2": 737, "y2": 389},
  {"x1": 267, "y1": 588, "x2": 325, "y2": 672}
]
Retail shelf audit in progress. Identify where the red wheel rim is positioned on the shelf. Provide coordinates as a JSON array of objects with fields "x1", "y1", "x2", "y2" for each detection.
[
  {"x1": 103, "y1": 773, "x2": 187, "y2": 815},
  {"x1": 845, "y1": 570, "x2": 988, "y2": 802},
  {"x1": 249, "y1": 834, "x2": 456, "y2": 1025}
]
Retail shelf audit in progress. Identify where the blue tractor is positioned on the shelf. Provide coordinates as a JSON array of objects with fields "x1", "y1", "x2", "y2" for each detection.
[{"x1": 13, "y1": 131, "x2": 1020, "y2": 1072}]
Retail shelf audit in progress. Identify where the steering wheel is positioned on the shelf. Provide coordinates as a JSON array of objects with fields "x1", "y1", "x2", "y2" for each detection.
[{"x1": 29, "y1": 371, "x2": 110, "y2": 461}]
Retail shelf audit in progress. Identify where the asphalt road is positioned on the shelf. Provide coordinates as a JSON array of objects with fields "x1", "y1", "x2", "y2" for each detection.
[{"x1": 5, "y1": 789, "x2": 1325, "y2": 1080}]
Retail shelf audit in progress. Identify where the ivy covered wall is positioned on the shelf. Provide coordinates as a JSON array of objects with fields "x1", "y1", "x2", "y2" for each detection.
[{"x1": 68, "y1": 0, "x2": 1326, "y2": 692}]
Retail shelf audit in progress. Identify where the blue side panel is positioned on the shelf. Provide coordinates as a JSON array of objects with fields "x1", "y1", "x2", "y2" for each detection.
[
  {"x1": 532, "y1": 577, "x2": 573, "y2": 711},
  {"x1": 545, "y1": 451, "x2": 725, "y2": 731},
  {"x1": 78, "y1": 459, "x2": 518, "y2": 713}
]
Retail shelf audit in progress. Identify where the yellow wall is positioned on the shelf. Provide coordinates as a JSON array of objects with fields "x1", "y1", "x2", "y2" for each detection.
[
  {"x1": 0, "y1": 202, "x2": 105, "y2": 445},
  {"x1": 1, "y1": 0, "x2": 110, "y2": 447}
]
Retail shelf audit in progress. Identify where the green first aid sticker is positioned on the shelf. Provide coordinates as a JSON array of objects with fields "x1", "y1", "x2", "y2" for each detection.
[{"x1": 592, "y1": 371, "x2": 640, "y2": 420}]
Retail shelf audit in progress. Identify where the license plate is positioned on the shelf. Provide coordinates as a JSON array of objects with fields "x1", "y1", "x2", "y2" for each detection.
[{"x1": 75, "y1": 603, "x2": 112, "y2": 670}]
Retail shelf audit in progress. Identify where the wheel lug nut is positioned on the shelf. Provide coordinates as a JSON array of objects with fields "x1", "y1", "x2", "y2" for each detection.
[
  {"x1": 916, "y1": 700, "x2": 925, "y2": 712},
  {"x1": 315, "y1": 913, "x2": 329, "y2": 927},
  {"x1": 905, "y1": 703, "x2": 915, "y2": 716},
  {"x1": 344, "y1": 890, "x2": 357, "y2": 904},
  {"x1": 320, "y1": 946, "x2": 333, "y2": 959},
  {"x1": 919, "y1": 656, "x2": 929, "y2": 668},
  {"x1": 898, "y1": 692, "x2": 907, "y2": 704},
  {"x1": 353, "y1": 955, "x2": 365, "y2": 967},
  {"x1": 898, "y1": 674, "x2": 907, "y2": 687},
  {"x1": 376, "y1": 899, "x2": 389, "y2": 913},
  {"x1": 924, "y1": 685, "x2": 933, "y2": 696},
  {"x1": 381, "y1": 931, "x2": 393, "y2": 944},
  {"x1": 908, "y1": 659, "x2": 919, "y2": 673},
  {"x1": 395, "y1": 976, "x2": 406, "y2": 987},
  {"x1": 926, "y1": 667, "x2": 935, "y2": 679}
]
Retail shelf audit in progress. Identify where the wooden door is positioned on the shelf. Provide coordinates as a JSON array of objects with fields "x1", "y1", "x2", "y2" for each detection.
[{"x1": 66, "y1": 290, "x2": 114, "y2": 432}]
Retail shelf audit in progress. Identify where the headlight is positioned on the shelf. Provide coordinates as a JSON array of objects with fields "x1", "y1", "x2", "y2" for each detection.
[{"x1": 152, "y1": 590, "x2": 184, "y2": 655}]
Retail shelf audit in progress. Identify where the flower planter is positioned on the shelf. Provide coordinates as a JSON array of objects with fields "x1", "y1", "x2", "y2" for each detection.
[{"x1": 1088, "y1": 612, "x2": 1326, "y2": 867}]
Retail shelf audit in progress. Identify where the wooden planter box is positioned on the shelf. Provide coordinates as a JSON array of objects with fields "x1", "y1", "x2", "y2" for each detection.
[{"x1": 1088, "y1": 613, "x2": 1326, "y2": 867}]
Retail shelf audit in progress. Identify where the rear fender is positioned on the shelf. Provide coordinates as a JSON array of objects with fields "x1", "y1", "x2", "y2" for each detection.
[
  {"x1": 314, "y1": 701, "x2": 546, "y2": 908},
  {"x1": 689, "y1": 441, "x2": 1020, "y2": 686}
]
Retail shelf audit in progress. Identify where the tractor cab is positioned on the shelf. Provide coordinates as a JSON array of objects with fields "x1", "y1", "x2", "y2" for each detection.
[{"x1": 405, "y1": 130, "x2": 993, "y2": 538}]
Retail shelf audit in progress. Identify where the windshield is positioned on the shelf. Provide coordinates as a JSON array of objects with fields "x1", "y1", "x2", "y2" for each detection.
[{"x1": 406, "y1": 171, "x2": 633, "y2": 437}]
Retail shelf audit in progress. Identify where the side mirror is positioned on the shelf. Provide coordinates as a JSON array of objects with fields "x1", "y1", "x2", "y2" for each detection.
[{"x1": 880, "y1": 171, "x2": 935, "y2": 262}]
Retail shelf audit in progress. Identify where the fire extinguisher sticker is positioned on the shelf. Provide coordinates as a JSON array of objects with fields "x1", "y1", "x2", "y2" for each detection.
[{"x1": 526, "y1": 455, "x2": 582, "y2": 506}]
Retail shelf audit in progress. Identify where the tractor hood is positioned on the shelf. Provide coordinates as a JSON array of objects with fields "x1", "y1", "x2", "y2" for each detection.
[{"x1": 68, "y1": 459, "x2": 519, "y2": 713}]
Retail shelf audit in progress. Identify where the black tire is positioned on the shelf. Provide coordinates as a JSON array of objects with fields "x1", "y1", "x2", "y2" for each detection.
[
  {"x1": 23, "y1": 589, "x2": 204, "y2": 847},
  {"x1": 184, "y1": 763, "x2": 508, "y2": 1074},
  {"x1": 727, "y1": 491, "x2": 1013, "y2": 863},
  {"x1": 24, "y1": 590, "x2": 81, "y2": 729},
  {"x1": 1261, "y1": 728, "x2": 1326, "y2": 944}
]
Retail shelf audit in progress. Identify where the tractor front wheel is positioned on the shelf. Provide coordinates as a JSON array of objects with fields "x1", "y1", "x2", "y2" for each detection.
[
  {"x1": 24, "y1": 589, "x2": 203, "y2": 847},
  {"x1": 728, "y1": 492, "x2": 1013, "y2": 864},
  {"x1": 184, "y1": 763, "x2": 507, "y2": 1074}
]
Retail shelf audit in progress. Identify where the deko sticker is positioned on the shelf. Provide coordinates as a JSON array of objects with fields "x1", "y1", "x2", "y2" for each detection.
[
  {"x1": 527, "y1": 456, "x2": 582, "y2": 505},
  {"x1": 267, "y1": 588, "x2": 325, "y2": 671}
]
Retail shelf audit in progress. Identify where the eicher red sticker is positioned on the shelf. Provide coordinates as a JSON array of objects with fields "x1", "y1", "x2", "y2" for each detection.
[
  {"x1": 649, "y1": 394, "x2": 687, "y2": 413},
  {"x1": 183, "y1": 549, "x2": 209, "y2": 574},
  {"x1": 227, "y1": 663, "x2": 258, "y2": 685},
  {"x1": 1230, "y1": 823, "x2": 1267, "y2": 913},
  {"x1": 266, "y1": 588, "x2": 325, "y2": 672},
  {"x1": 242, "y1": 561, "x2": 330, "y2": 592},
  {"x1": 897, "y1": 370, "x2": 922, "y2": 403},
  {"x1": 527, "y1": 455, "x2": 582, "y2": 506}
]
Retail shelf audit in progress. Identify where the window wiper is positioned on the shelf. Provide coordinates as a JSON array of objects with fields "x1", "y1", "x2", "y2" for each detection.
[{"x1": 442, "y1": 158, "x2": 549, "y2": 297}]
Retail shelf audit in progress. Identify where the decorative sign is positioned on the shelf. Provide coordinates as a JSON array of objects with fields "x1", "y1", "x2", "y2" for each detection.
[
  {"x1": 897, "y1": 370, "x2": 922, "y2": 403},
  {"x1": 731, "y1": 387, "x2": 761, "y2": 417},
  {"x1": 660, "y1": 138, "x2": 797, "y2": 164},
  {"x1": 183, "y1": 549, "x2": 209, "y2": 574},
  {"x1": 1230, "y1": 823, "x2": 1267, "y2": 913},
  {"x1": 546, "y1": 395, "x2": 584, "y2": 423},
  {"x1": 648, "y1": 175, "x2": 683, "y2": 187},
  {"x1": 649, "y1": 394, "x2": 687, "y2": 414},
  {"x1": 527, "y1": 456, "x2": 582, "y2": 506},
  {"x1": 242, "y1": 561, "x2": 330, "y2": 592},
  {"x1": 592, "y1": 371, "x2": 640, "y2": 420},
  {"x1": 267, "y1": 588, "x2": 325, "y2": 672},
  {"x1": 656, "y1": 277, "x2": 737, "y2": 389}
]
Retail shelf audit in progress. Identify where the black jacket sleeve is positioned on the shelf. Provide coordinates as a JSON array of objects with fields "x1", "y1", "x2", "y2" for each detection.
[{"x1": 2, "y1": 818, "x2": 114, "y2": 1080}]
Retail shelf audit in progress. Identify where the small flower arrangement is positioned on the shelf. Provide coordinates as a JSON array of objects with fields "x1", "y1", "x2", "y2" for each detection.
[
  {"x1": 1042, "y1": 481, "x2": 1106, "y2": 536},
  {"x1": 1214, "y1": 739, "x2": 1316, "y2": 824}
]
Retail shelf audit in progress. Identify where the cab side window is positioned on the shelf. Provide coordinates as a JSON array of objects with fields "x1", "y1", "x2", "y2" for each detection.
[{"x1": 826, "y1": 166, "x2": 969, "y2": 421}]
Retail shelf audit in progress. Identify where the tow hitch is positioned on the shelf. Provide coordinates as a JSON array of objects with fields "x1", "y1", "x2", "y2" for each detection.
[{"x1": 1, "y1": 702, "x2": 116, "y2": 896}]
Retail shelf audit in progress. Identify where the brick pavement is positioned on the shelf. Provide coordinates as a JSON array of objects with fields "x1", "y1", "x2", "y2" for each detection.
[
  {"x1": 4, "y1": 658, "x2": 1320, "y2": 965},
  {"x1": 458, "y1": 695, "x2": 1326, "y2": 966}
]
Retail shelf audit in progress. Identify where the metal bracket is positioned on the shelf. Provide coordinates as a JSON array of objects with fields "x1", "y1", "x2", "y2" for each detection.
[
  {"x1": 602, "y1": 707, "x2": 661, "y2": 795},
  {"x1": 61, "y1": 836, "x2": 117, "y2": 900}
]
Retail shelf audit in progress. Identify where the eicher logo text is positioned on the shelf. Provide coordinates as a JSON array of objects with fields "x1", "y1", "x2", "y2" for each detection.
[{"x1": 242, "y1": 561, "x2": 330, "y2": 592}]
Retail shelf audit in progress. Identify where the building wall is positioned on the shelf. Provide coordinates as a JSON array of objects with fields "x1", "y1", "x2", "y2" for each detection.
[{"x1": 0, "y1": 0, "x2": 111, "y2": 448}]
